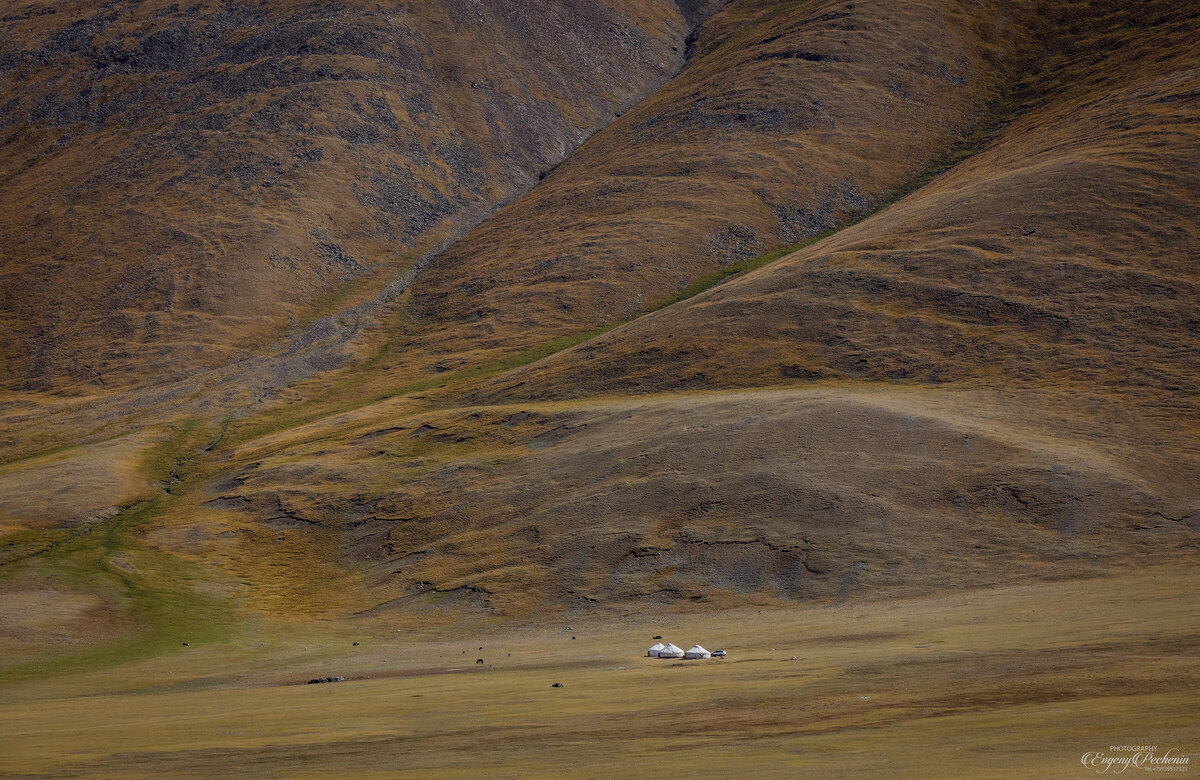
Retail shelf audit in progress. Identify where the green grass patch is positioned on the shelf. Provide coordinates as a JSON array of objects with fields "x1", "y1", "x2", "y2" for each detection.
[
  {"x1": 649, "y1": 227, "x2": 843, "y2": 311},
  {"x1": 0, "y1": 420, "x2": 238, "y2": 684},
  {"x1": 9, "y1": 504, "x2": 231, "y2": 678},
  {"x1": 218, "y1": 323, "x2": 625, "y2": 451},
  {"x1": 0, "y1": 527, "x2": 77, "y2": 567}
]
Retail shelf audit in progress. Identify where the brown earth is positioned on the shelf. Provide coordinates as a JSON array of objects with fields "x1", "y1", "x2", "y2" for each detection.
[
  {"x1": 0, "y1": 0, "x2": 713, "y2": 392},
  {"x1": 169, "y1": 389, "x2": 1196, "y2": 620},
  {"x1": 0, "y1": 0, "x2": 1196, "y2": 677},
  {"x1": 392, "y1": 0, "x2": 1038, "y2": 376},
  {"x1": 133, "y1": 0, "x2": 1195, "y2": 621},
  {"x1": 477, "y1": 0, "x2": 1200, "y2": 408}
]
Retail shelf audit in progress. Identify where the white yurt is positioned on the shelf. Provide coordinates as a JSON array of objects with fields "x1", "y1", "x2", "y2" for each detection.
[
  {"x1": 658, "y1": 643, "x2": 685, "y2": 659},
  {"x1": 646, "y1": 642, "x2": 666, "y2": 657},
  {"x1": 684, "y1": 644, "x2": 711, "y2": 659}
]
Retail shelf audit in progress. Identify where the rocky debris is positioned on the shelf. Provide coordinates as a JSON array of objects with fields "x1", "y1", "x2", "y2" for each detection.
[
  {"x1": 708, "y1": 224, "x2": 765, "y2": 265},
  {"x1": 311, "y1": 235, "x2": 364, "y2": 281},
  {"x1": 772, "y1": 180, "x2": 870, "y2": 242},
  {"x1": 307, "y1": 676, "x2": 346, "y2": 685}
]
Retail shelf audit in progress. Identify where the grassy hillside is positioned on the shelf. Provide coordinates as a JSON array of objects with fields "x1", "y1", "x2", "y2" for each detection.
[
  {"x1": 0, "y1": 3, "x2": 1196, "y2": 756},
  {"x1": 91, "y1": 0, "x2": 1195, "y2": 622},
  {"x1": 155, "y1": 388, "x2": 1190, "y2": 622},
  {"x1": 483, "y1": 0, "x2": 1200, "y2": 407},
  {"x1": 0, "y1": 0, "x2": 1037, "y2": 468},
  {"x1": 0, "y1": 0, "x2": 704, "y2": 392},
  {"x1": 378, "y1": 0, "x2": 1040, "y2": 383}
]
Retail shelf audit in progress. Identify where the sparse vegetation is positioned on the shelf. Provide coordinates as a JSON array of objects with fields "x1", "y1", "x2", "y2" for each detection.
[
  {"x1": 0, "y1": 0, "x2": 1197, "y2": 775},
  {"x1": 0, "y1": 421, "x2": 234, "y2": 683}
]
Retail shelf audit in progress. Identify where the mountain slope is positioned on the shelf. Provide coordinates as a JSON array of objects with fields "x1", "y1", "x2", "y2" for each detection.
[
  {"x1": 387, "y1": 0, "x2": 1038, "y2": 378},
  {"x1": 0, "y1": 0, "x2": 708, "y2": 392},
  {"x1": 0, "y1": 0, "x2": 1036, "y2": 462},
  {"x1": 476, "y1": 0, "x2": 1200, "y2": 410},
  {"x1": 0, "y1": 0, "x2": 1196, "y2": 645},
  {"x1": 169, "y1": 388, "x2": 1192, "y2": 619},
  {"x1": 148, "y1": 0, "x2": 1200, "y2": 619}
]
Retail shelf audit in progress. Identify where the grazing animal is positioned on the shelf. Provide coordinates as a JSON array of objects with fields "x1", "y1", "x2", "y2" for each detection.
[
  {"x1": 476, "y1": 658, "x2": 484, "y2": 664},
  {"x1": 551, "y1": 682, "x2": 564, "y2": 688}
]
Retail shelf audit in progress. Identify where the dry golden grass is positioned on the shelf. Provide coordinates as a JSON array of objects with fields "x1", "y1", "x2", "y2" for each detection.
[
  {"x1": 128, "y1": 386, "x2": 1192, "y2": 625},
  {"x1": 476, "y1": 0, "x2": 1200, "y2": 410},
  {"x1": 0, "y1": 430, "x2": 157, "y2": 533},
  {"x1": 0, "y1": 565, "x2": 1196, "y2": 778},
  {"x1": 0, "y1": 2, "x2": 1197, "y2": 774},
  {"x1": 0, "y1": 0, "x2": 1043, "y2": 474},
  {"x1": 0, "y1": 0, "x2": 697, "y2": 392},
  {"x1": 370, "y1": 0, "x2": 1040, "y2": 385}
]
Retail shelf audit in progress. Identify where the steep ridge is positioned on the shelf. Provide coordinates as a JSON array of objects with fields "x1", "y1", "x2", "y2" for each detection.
[
  {"x1": 140, "y1": 0, "x2": 1200, "y2": 619},
  {"x1": 0, "y1": 0, "x2": 1037, "y2": 459},
  {"x1": 1, "y1": 0, "x2": 1197, "y2": 638},
  {"x1": 0, "y1": 0, "x2": 706, "y2": 393},
  {"x1": 374, "y1": 0, "x2": 1039, "y2": 378},
  {"x1": 474, "y1": 1, "x2": 1200, "y2": 424}
]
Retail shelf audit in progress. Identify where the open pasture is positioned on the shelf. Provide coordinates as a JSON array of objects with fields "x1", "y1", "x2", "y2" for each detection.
[{"x1": 2, "y1": 565, "x2": 1196, "y2": 778}]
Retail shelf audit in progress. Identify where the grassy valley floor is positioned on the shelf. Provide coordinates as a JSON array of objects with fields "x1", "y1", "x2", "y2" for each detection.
[{"x1": 1, "y1": 564, "x2": 1196, "y2": 778}]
